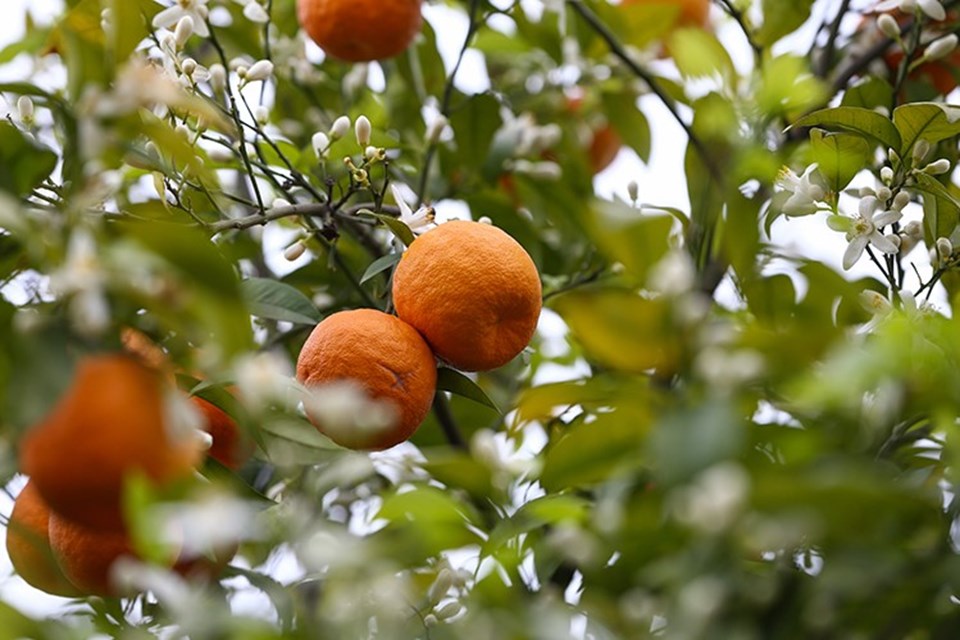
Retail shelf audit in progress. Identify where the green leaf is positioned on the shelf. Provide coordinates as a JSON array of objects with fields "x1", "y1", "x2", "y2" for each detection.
[
  {"x1": 360, "y1": 252, "x2": 402, "y2": 284},
  {"x1": 601, "y1": 90, "x2": 651, "y2": 164},
  {"x1": 551, "y1": 289, "x2": 681, "y2": 374},
  {"x1": 915, "y1": 172, "x2": 960, "y2": 243},
  {"x1": 0, "y1": 122, "x2": 57, "y2": 196},
  {"x1": 586, "y1": 200, "x2": 673, "y2": 283},
  {"x1": 241, "y1": 277, "x2": 322, "y2": 325},
  {"x1": 809, "y1": 129, "x2": 872, "y2": 193},
  {"x1": 373, "y1": 213, "x2": 415, "y2": 246},
  {"x1": 436, "y1": 367, "x2": 501, "y2": 413},
  {"x1": 669, "y1": 27, "x2": 735, "y2": 81},
  {"x1": 893, "y1": 102, "x2": 960, "y2": 157},
  {"x1": 841, "y1": 76, "x2": 894, "y2": 111},
  {"x1": 758, "y1": 0, "x2": 816, "y2": 46},
  {"x1": 109, "y1": 0, "x2": 160, "y2": 66},
  {"x1": 450, "y1": 93, "x2": 503, "y2": 173},
  {"x1": 793, "y1": 106, "x2": 901, "y2": 151}
]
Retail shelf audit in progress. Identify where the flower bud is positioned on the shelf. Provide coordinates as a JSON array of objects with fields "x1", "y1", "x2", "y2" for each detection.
[
  {"x1": 885, "y1": 233, "x2": 901, "y2": 250},
  {"x1": 355, "y1": 115, "x2": 371, "y2": 146},
  {"x1": 329, "y1": 115, "x2": 350, "y2": 140},
  {"x1": 924, "y1": 158, "x2": 951, "y2": 175},
  {"x1": 17, "y1": 96, "x2": 34, "y2": 125},
  {"x1": 175, "y1": 16, "x2": 194, "y2": 47},
  {"x1": 243, "y1": 1, "x2": 269, "y2": 23},
  {"x1": 937, "y1": 236, "x2": 953, "y2": 261},
  {"x1": 244, "y1": 59, "x2": 274, "y2": 84},
  {"x1": 425, "y1": 115, "x2": 448, "y2": 145},
  {"x1": 627, "y1": 179, "x2": 639, "y2": 202},
  {"x1": 209, "y1": 64, "x2": 227, "y2": 94},
  {"x1": 876, "y1": 185, "x2": 892, "y2": 203},
  {"x1": 892, "y1": 190, "x2": 911, "y2": 211},
  {"x1": 859, "y1": 290, "x2": 892, "y2": 316},
  {"x1": 925, "y1": 34, "x2": 958, "y2": 62},
  {"x1": 876, "y1": 13, "x2": 900, "y2": 39},
  {"x1": 477, "y1": 216, "x2": 492, "y2": 225},
  {"x1": 880, "y1": 166, "x2": 894, "y2": 184},
  {"x1": 364, "y1": 146, "x2": 379, "y2": 161},
  {"x1": 254, "y1": 105, "x2": 269, "y2": 126},
  {"x1": 912, "y1": 139, "x2": 931, "y2": 163},
  {"x1": 428, "y1": 569, "x2": 454, "y2": 604},
  {"x1": 435, "y1": 601, "x2": 462, "y2": 620},
  {"x1": 182, "y1": 58, "x2": 197, "y2": 78},
  {"x1": 312, "y1": 131, "x2": 330, "y2": 159},
  {"x1": 284, "y1": 240, "x2": 306, "y2": 261}
]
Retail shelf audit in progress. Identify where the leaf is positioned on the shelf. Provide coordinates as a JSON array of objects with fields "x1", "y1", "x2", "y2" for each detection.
[
  {"x1": 669, "y1": 27, "x2": 735, "y2": 81},
  {"x1": 360, "y1": 252, "x2": 402, "y2": 284},
  {"x1": 793, "y1": 106, "x2": 901, "y2": 151},
  {"x1": 373, "y1": 213, "x2": 415, "y2": 246},
  {"x1": 601, "y1": 90, "x2": 651, "y2": 164},
  {"x1": 841, "y1": 76, "x2": 894, "y2": 111},
  {"x1": 241, "y1": 277, "x2": 322, "y2": 325},
  {"x1": 449, "y1": 93, "x2": 503, "y2": 173},
  {"x1": 436, "y1": 367, "x2": 501, "y2": 413},
  {"x1": 809, "y1": 129, "x2": 872, "y2": 193},
  {"x1": 551, "y1": 289, "x2": 681, "y2": 374},
  {"x1": 757, "y1": 0, "x2": 816, "y2": 46},
  {"x1": 893, "y1": 102, "x2": 960, "y2": 157},
  {"x1": 0, "y1": 122, "x2": 57, "y2": 196},
  {"x1": 586, "y1": 201, "x2": 673, "y2": 283},
  {"x1": 915, "y1": 172, "x2": 960, "y2": 243}
]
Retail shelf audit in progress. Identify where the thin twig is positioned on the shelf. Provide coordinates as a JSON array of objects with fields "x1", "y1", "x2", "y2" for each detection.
[
  {"x1": 815, "y1": 0, "x2": 852, "y2": 79},
  {"x1": 432, "y1": 394, "x2": 468, "y2": 451},
  {"x1": 715, "y1": 0, "x2": 762, "y2": 60},
  {"x1": 209, "y1": 202, "x2": 400, "y2": 233}
]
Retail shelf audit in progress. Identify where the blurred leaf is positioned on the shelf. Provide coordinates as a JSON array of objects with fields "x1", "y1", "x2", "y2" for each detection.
[
  {"x1": 241, "y1": 277, "x2": 322, "y2": 325},
  {"x1": 585, "y1": 200, "x2": 673, "y2": 283},
  {"x1": 601, "y1": 90, "x2": 651, "y2": 164},
  {"x1": 437, "y1": 367, "x2": 501, "y2": 413},
  {"x1": 0, "y1": 122, "x2": 57, "y2": 197},
  {"x1": 809, "y1": 129, "x2": 872, "y2": 193},
  {"x1": 649, "y1": 400, "x2": 744, "y2": 485},
  {"x1": 450, "y1": 93, "x2": 502, "y2": 173},
  {"x1": 758, "y1": 0, "x2": 816, "y2": 46},
  {"x1": 669, "y1": 28, "x2": 734, "y2": 80}
]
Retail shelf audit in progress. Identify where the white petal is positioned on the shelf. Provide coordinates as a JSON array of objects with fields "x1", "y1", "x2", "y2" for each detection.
[
  {"x1": 872, "y1": 209, "x2": 902, "y2": 228},
  {"x1": 390, "y1": 184, "x2": 414, "y2": 220},
  {"x1": 152, "y1": 6, "x2": 186, "y2": 30},
  {"x1": 870, "y1": 231, "x2": 899, "y2": 254},
  {"x1": 843, "y1": 236, "x2": 869, "y2": 270},
  {"x1": 244, "y1": 3, "x2": 270, "y2": 23},
  {"x1": 859, "y1": 195, "x2": 879, "y2": 218}
]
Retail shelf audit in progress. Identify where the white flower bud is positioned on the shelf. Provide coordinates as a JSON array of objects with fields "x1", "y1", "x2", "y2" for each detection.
[
  {"x1": 236, "y1": 65, "x2": 249, "y2": 80},
  {"x1": 925, "y1": 33, "x2": 958, "y2": 61},
  {"x1": 182, "y1": 58, "x2": 197, "y2": 78},
  {"x1": 937, "y1": 236, "x2": 953, "y2": 260},
  {"x1": 880, "y1": 166, "x2": 894, "y2": 185},
  {"x1": 312, "y1": 131, "x2": 330, "y2": 159},
  {"x1": 209, "y1": 64, "x2": 226, "y2": 94},
  {"x1": 329, "y1": 115, "x2": 350, "y2": 140},
  {"x1": 243, "y1": 1, "x2": 270, "y2": 23},
  {"x1": 428, "y1": 569, "x2": 454, "y2": 604},
  {"x1": 512, "y1": 159, "x2": 562, "y2": 180},
  {"x1": 477, "y1": 216, "x2": 492, "y2": 225},
  {"x1": 271, "y1": 197, "x2": 291, "y2": 210},
  {"x1": 425, "y1": 114, "x2": 448, "y2": 145},
  {"x1": 176, "y1": 123, "x2": 192, "y2": 140},
  {"x1": 924, "y1": 158, "x2": 952, "y2": 175},
  {"x1": 364, "y1": 146, "x2": 379, "y2": 161},
  {"x1": 876, "y1": 185, "x2": 892, "y2": 203},
  {"x1": 284, "y1": 241, "x2": 306, "y2": 261},
  {"x1": 254, "y1": 105, "x2": 269, "y2": 126},
  {"x1": 355, "y1": 115, "x2": 371, "y2": 146},
  {"x1": 160, "y1": 32, "x2": 176, "y2": 54},
  {"x1": 885, "y1": 233, "x2": 901, "y2": 250},
  {"x1": 912, "y1": 139, "x2": 931, "y2": 163},
  {"x1": 627, "y1": 179, "x2": 639, "y2": 202},
  {"x1": 175, "y1": 16, "x2": 194, "y2": 47},
  {"x1": 876, "y1": 13, "x2": 900, "y2": 39},
  {"x1": 435, "y1": 601, "x2": 462, "y2": 620},
  {"x1": 17, "y1": 96, "x2": 34, "y2": 124},
  {"x1": 423, "y1": 614, "x2": 438, "y2": 628},
  {"x1": 244, "y1": 59, "x2": 274, "y2": 84},
  {"x1": 892, "y1": 190, "x2": 911, "y2": 211}
]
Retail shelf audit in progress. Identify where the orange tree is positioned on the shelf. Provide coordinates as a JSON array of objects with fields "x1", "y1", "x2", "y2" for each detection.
[{"x1": 3, "y1": 0, "x2": 960, "y2": 637}]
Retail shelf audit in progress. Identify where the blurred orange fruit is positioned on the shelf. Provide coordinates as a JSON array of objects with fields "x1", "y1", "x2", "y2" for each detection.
[
  {"x1": 622, "y1": 0, "x2": 710, "y2": 27},
  {"x1": 5, "y1": 482, "x2": 81, "y2": 597},
  {"x1": 191, "y1": 396, "x2": 252, "y2": 470},
  {"x1": 297, "y1": 309, "x2": 437, "y2": 449},
  {"x1": 297, "y1": 0, "x2": 423, "y2": 62},
  {"x1": 47, "y1": 513, "x2": 137, "y2": 597},
  {"x1": 392, "y1": 220, "x2": 542, "y2": 371},
  {"x1": 121, "y1": 327, "x2": 172, "y2": 376},
  {"x1": 20, "y1": 355, "x2": 203, "y2": 530}
]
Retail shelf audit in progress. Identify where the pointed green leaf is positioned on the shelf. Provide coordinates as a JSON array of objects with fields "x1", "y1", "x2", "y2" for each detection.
[
  {"x1": 374, "y1": 214, "x2": 415, "y2": 246},
  {"x1": 241, "y1": 277, "x2": 322, "y2": 325},
  {"x1": 893, "y1": 102, "x2": 960, "y2": 157},
  {"x1": 809, "y1": 129, "x2": 872, "y2": 193},
  {"x1": 437, "y1": 367, "x2": 501, "y2": 414},
  {"x1": 360, "y1": 252, "x2": 402, "y2": 284},
  {"x1": 915, "y1": 172, "x2": 960, "y2": 243},
  {"x1": 793, "y1": 106, "x2": 901, "y2": 151}
]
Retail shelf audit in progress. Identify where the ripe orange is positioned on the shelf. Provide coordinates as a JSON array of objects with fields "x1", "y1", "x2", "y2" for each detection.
[
  {"x1": 297, "y1": 0, "x2": 423, "y2": 62},
  {"x1": 5, "y1": 482, "x2": 81, "y2": 597},
  {"x1": 191, "y1": 396, "x2": 252, "y2": 470},
  {"x1": 565, "y1": 92, "x2": 622, "y2": 175},
  {"x1": 622, "y1": 0, "x2": 710, "y2": 27},
  {"x1": 121, "y1": 327, "x2": 172, "y2": 376},
  {"x1": 392, "y1": 220, "x2": 542, "y2": 372},
  {"x1": 20, "y1": 355, "x2": 203, "y2": 530},
  {"x1": 297, "y1": 309, "x2": 437, "y2": 449},
  {"x1": 47, "y1": 514, "x2": 137, "y2": 597}
]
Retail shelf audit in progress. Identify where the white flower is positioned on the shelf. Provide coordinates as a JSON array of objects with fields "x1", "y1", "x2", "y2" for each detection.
[
  {"x1": 243, "y1": 1, "x2": 270, "y2": 23},
  {"x1": 875, "y1": 0, "x2": 946, "y2": 21},
  {"x1": 49, "y1": 228, "x2": 111, "y2": 336},
  {"x1": 775, "y1": 164, "x2": 828, "y2": 216},
  {"x1": 390, "y1": 184, "x2": 436, "y2": 235},
  {"x1": 234, "y1": 351, "x2": 296, "y2": 410},
  {"x1": 153, "y1": 0, "x2": 210, "y2": 38},
  {"x1": 827, "y1": 196, "x2": 902, "y2": 270}
]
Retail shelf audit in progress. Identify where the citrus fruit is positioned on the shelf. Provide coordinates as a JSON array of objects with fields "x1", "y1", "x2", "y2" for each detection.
[
  {"x1": 121, "y1": 327, "x2": 172, "y2": 376},
  {"x1": 623, "y1": 0, "x2": 710, "y2": 27},
  {"x1": 565, "y1": 92, "x2": 622, "y2": 175},
  {"x1": 392, "y1": 220, "x2": 542, "y2": 372},
  {"x1": 296, "y1": 309, "x2": 437, "y2": 450},
  {"x1": 20, "y1": 354, "x2": 203, "y2": 530},
  {"x1": 297, "y1": 0, "x2": 423, "y2": 62},
  {"x1": 191, "y1": 396, "x2": 252, "y2": 470},
  {"x1": 47, "y1": 514, "x2": 137, "y2": 597},
  {"x1": 5, "y1": 482, "x2": 81, "y2": 597}
]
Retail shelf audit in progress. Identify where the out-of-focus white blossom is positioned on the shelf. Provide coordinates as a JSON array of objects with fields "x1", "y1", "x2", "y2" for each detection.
[
  {"x1": 17, "y1": 96, "x2": 34, "y2": 125},
  {"x1": 301, "y1": 380, "x2": 399, "y2": 450},
  {"x1": 242, "y1": 1, "x2": 270, "y2": 23},
  {"x1": 49, "y1": 228, "x2": 110, "y2": 336},
  {"x1": 648, "y1": 250, "x2": 696, "y2": 296},
  {"x1": 234, "y1": 351, "x2": 296, "y2": 410},
  {"x1": 924, "y1": 33, "x2": 958, "y2": 61},
  {"x1": 153, "y1": 0, "x2": 210, "y2": 38},
  {"x1": 875, "y1": 0, "x2": 945, "y2": 21}
]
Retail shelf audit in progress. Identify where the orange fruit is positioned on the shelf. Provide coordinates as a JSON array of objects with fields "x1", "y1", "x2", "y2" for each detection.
[
  {"x1": 191, "y1": 396, "x2": 253, "y2": 470},
  {"x1": 587, "y1": 124, "x2": 622, "y2": 174},
  {"x1": 297, "y1": 0, "x2": 423, "y2": 62},
  {"x1": 296, "y1": 309, "x2": 437, "y2": 450},
  {"x1": 174, "y1": 542, "x2": 238, "y2": 581},
  {"x1": 622, "y1": 0, "x2": 710, "y2": 27},
  {"x1": 47, "y1": 514, "x2": 137, "y2": 597},
  {"x1": 392, "y1": 220, "x2": 542, "y2": 372},
  {"x1": 20, "y1": 355, "x2": 203, "y2": 530},
  {"x1": 121, "y1": 327, "x2": 171, "y2": 375},
  {"x1": 5, "y1": 482, "x2": 81, "y2": 597}
]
